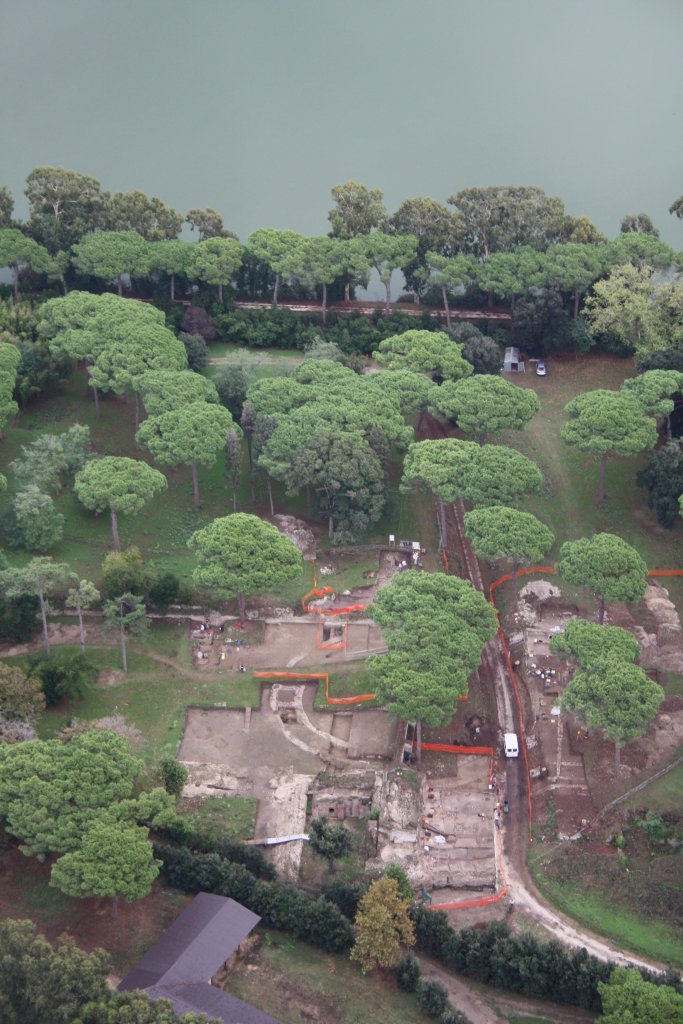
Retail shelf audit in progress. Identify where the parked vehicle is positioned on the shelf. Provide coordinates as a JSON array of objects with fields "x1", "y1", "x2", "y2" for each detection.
[
  {"x1": 536, "y1": 361, "x2": 547, "y2": 376},
  {"x1": 504, "y1": 732, "x2": 519, "y2": 758}
]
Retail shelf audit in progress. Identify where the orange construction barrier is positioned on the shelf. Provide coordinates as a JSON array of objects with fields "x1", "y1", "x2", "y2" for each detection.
[
  {"x1": 420, "y1": 743, "x2": 492, "y2": 756},
  {"x1": 300, "y1": 563, "x2": 367, "y2": 659},
  {"x1": 252, "y1": 670, "x2": 375, "y2": 706},
  {"x1": 301, "y1": 584, "x2": 364, "y2": 617},
  {"x1": 301, "y1": 583, "x2": 334, "y2": 610},
  {"x1": 429, "y1": 765, "x2": 509, "y2": 910},
  {"x1": 280, "y1": 560, "x2": 682, "y2": 910},
  {"x1": 315, "y1": 620, "x2": 348, "y2": 651},
  {"x1": 485, "y1": 563, "x2": 683, "y2": 847},
  {"x1": 488, "y1": 565, "x2": 557, "y2": 845}
]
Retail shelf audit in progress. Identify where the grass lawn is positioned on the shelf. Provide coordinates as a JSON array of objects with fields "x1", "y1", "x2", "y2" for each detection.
[
  {"x1": 502, "y1": 354, "x2": 683, "y2": 610},
  {"x1": 137, "y1": 620, "x2": 194, "y2": 665},
  {"x1": 312, "y1": 662, "x2": 379, "y2": 708},
  {"x1": 508, "y1": 1018, "x2": 555, "y2": 1024},
  {"x1": 1, "y1": 368, "x2": 413, "y2": 608},
  {"x1": 9, "y1": 640, "x2": 260, "y2": 761},
  {"x1": 666, "y1": 673, "x2": 683, "y2": 696},
  {"x1": 622, "y1": 761, "x2": 683, "y2": 814},
  {"x1": 1, "y1": 372, "x2": 254, "y2": 582},
  {"x1": 528, "y1": 846, "x2": 683, "y2": 967},
  {"x1": 508, "y1": 1018, "x2": 556, "y2": 1024},
  {"x1": 225, "y1": 928, "x2": 434, "y2": 1024},
  {"x1": 179, "y1": 795, "x2": 257, "y2": 841},
  {"x1": 206, "y1": 343, "x2": 305, "y2": 366}
]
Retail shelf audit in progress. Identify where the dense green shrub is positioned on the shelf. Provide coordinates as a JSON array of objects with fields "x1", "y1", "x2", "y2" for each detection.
[
  {"x1": 148, "y1": 571, "x2": 181, "y2": 612},
  {"x1": 308, "y1": 816, "x2": 353, "y2": 867},
  {"x1": 0, "y1": 299, "x2": 39, "y2": 341},
  {"x1": 14, "y1": 339, "x2": 71, "y2": 404},
  {"x1": 180, "y1": 331, "x2": 209, "y2": 371},
  {"x1": 636, "y1": 440, "x2": 683, "y2": 527},
  {"x1": 215, "y1": 361, "x2": 248, "y2": 420},
  {"x1": 448, "y1": 323, "x2": 500, "y2": 375},
  {"x1": 152, "y1": 819, "x2": 275, "y2": 879},
  {"x1": 395, "y1": 953, "x2": 421, "y2": 992},
  {"x1": 154, "y1": 842, "x2": 354, "y2": 953},
  {"x1": 27, "y1": 651, "x2": 97, "y2": 706},
  {"x1": 637, "y1": 348, "x2": 683, "y2": 374},
  {"x1": 512, "y1": 289, "x2": 571, "y2": 355},
  {"x1": 0, "y1": 593, "x2": 39, "y2": 643},
  {"x1": 322, "y1": 878, "x2": 369, "y2": 920},
  {"x1": 159, "y1": 757, "x2": 188, "y2": 798},
  {"x1": 384, "y1": 863, "x2": 414, "y2": 900},
  {"x1": 212, "y1": 307, "x2": 447, "y2": 356},
  {"x1": 101, "y1": 546, "x2": 155, "y2": 598},
  {"x1": 417, "y1": 979, "x2": 449, "y2": 1017},
  {"x1": 409, "y1": 909, "x2": 679, "y2": 1011}
]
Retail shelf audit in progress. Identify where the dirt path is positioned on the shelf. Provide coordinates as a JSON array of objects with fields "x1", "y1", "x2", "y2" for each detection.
[
  {"x1": 416, "y1": 954, "x2": 595, "y2": 1024},
  {"x1": 0, "y1": 630, "x2": 222, "y2": 683},
  {"x1": 234, "y1": 299, "x2": 512, "y2": 321},
  {"x1": 502, "y1": 801, "x2": 658, "y2": 969},
  {"x1": 416, "y1": 956, "x2": 506, "y2": 1024}
]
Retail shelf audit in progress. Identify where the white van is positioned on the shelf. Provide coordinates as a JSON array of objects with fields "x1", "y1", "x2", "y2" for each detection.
[{"x1": 504, "y1": 732, "x2": 519, "y2": 758}]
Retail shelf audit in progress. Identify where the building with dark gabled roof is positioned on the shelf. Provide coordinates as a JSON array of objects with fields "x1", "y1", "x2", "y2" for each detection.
[{"x1": 118, "y1": 891, "x2": 280, "y2": 1024}]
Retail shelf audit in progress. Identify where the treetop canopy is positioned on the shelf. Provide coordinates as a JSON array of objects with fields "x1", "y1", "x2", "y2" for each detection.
[
  {"x1": 561, "y1": 389, "x2": 658, "y2": 456},
  {"x1": 430, "y1": 374, "x2": 540, "y2": 437},
  {"x1": 188, "y1": 513, "x2": 303, "y2": 600},
  {"x1": 373, "y1": 329, "x2": 473, "y2": 381},
  {"x1": 550, "y1": 618, "x2": 640, "y2": 667},
  {"x1": 74, "y1": 456, "x2": 167, "y2": 516},
  {"x1": 0, "y1": 730, "x2": 143, "y2": 855}
]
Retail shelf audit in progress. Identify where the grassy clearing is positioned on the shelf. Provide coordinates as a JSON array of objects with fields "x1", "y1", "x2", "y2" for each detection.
[
  {"x1": 312, "y1": 662, "x2": 379, "y2": 708},
  {"x1": 9, "y1": 641, "x2": 260, "y2": 760},
  {"x1": 622, "y1": 761, "x2": 683, "y2": 814},
  {"x1": 666, "y1": 673, "x2": 683, "y2": 696},
  {"x1": 180, "y1": 795, "x2": 257, "y2": 840},
  {"x1": 298, "y1": 818, "x2": 370, "y2": 890},
  {"x1": 225, "y1": 928, "x2": 433, "y2": 1024},
  {"x1": 528, "y1": 846, "x2": 683, "y2": 967},
  {"x1": 0, "y1": 361, "x2": 442, "y2": 613},
  {"x1": 508, "y1": 1018, "x2": 555, "y2": 1024},
  {"x1": 206, "y1": 343, "x2": 305, "y2": 365},
  {"x1": 139, "y1": 620, "x2": 194, "y2": 666},
  {"x1": 1, "y1": 373, "x2": 255, "y2": 582},
  {"x1": 504, "y1": 354, "x2": 683, "y2": 610},
  {"x1": 15, "y1": 872, "x2": 74, "y2": 920}
]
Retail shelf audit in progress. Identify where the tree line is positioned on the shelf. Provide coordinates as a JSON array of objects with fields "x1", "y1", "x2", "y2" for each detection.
[{"x1": 2, "y1": 170, "x2": 683, "y2": 361}]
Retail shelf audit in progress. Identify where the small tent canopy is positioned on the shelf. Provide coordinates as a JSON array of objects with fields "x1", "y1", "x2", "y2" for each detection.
[{"x1": 503, "y1": 347, "x2": 524, "y2": 372}]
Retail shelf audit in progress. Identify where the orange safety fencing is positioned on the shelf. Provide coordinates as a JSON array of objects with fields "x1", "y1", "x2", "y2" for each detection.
[
  {"x1": 284, "y1": 558, "x2": 683, "y2": 910},
  {"x1": 315, "y1": 620, "x2": 348, "y2": 651},
  {"x1": 430, "y1": 770, "x2": 509, "y2": 913},
  {"x1": 487, "y1": 564, "x2": 683, "y2": 847},
  {"x1": 300, "y1": 562, "x2": 366, "y2": 658},
  {"x1": 252, "y1": 671, "x2": 376, "y2": 705},
  {"x1": 301, "y1": 584, "x2": 365, "y2": 618},
  {"x1": 489, "y1": 567, "x2": 555, "y2": 845},
  {"x1": 420, "y1": 743, "x2": 492, "y2": 756}
]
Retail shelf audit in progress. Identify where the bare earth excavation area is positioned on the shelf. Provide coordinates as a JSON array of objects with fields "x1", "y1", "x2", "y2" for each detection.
[{"x1": 179, "y1": 680, "x2": 498, "y2": 893}]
